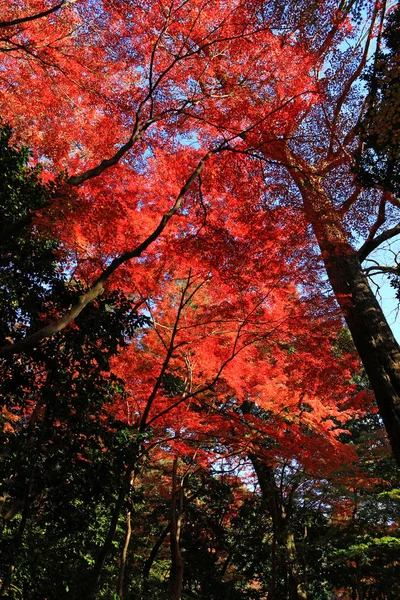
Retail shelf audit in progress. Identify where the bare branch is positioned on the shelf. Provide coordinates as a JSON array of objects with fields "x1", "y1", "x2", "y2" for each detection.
[
  {"x1": 326, "y1": 0, "x2": 382, "y2": 157},
  {"x1": 364, "y1": 194, "x2": 387, "y2": 242},
  {"x1": 358, "y1": 223, "x2": 400, "y2": 262},
  {"x1": 363, "y1": 264, "x2": 399, "y2": 276}
]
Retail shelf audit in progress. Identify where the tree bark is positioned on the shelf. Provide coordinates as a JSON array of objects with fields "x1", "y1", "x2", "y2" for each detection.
[
  {"x1": 293, "y1": 170, "x2": 400, "y2": 464},
  {"x1": 117, "y1": 507, "x2": 132, "y2": 598},
  {"x1": 248, "y1": 454, "x2": 306, "y2": 600},
  {"x1": 170, "y1": 457, "x2": 184, "y2": 600}
]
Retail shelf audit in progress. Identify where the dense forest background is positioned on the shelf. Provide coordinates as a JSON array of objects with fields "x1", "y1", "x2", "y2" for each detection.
[{"x1": 1, "y1": 1, "x2": 400, "y2": 598}]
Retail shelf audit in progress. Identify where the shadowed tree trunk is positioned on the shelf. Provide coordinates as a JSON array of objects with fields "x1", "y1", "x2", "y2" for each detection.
[
  {"x1": 249, "y1": 454, "x2": 307, "y2": 600},
  {"x1": 242, "y1": 400, "x2": 306, "y2": 600},
  {"x1": 290, "y1": 167, "x2": 400, "y2": 465},
  {"x1": 117, "y1": 474, "x2": 134, "y2": 599},
  {"x1": 170, "y1": 457, "x2": 184, "y2": 600},
  {"x1": 143, "y1": 522, "x2": 171, "y2": 580},
  {"x1": 81, "y1": 457, "x2": 137, "y2": 600}
]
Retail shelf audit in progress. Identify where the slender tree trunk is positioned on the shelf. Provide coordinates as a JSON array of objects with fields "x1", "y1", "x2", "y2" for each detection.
[
  {"x1": 355, "y1": 559, "x2": 364, "y2": 600},
  {"x1": 143, "y1": 522, "x2": 171, "y2": 579},
  {"x1": 81, "y1": 461, "x2": 135, "y2": 600},
  {"x1": 117, "y1": 507, "x2": 132, "y2": 598},
  {"x1": 241, "y1": 401, "x2": 306, "y2": 600},
  {"x1": 293, "y1": 171, "x2": 400, "y2": 464},
  {"x1": 250, "y1": 457, "x2": 282, "y2": 600},
  {"x1": 170, "y1": 457, "x2": 184, "y2": 600},
  {"x1": 270, "y1": 528, "x2": 279, "y2": 600},
  {"x1": 248, "y1": 453, "x2": 306, "y2": 600}
]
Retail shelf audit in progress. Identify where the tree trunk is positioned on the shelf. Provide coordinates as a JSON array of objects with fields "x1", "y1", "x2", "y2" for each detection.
[
  {"x1": 294, "y1": 171, "x2": 400, "y2": 464},
  {"x1": 170, "y1": 457, "x2": 184, "y2": 600},
  {"x1": 241, "y1": 401, "x2": 306, "y2": 599},
  {"x1": 143, "y1": 522, "x2": 171, "y2": 579},
  {"x1": 285, "y1": 529, "x2": 307, "y2": 600},
  {"x1": 355, "y1": 559, "x2": 364, "y2": 600},
  {"x1": 249, "y1": 453, "x2": 306, "y2": 600},
  {"x1": 81, "y1": 462, "x2": 135, "y2": 600},
  {"x1": 117, "y1": 508, "x2": 132, "y2": 598},
  {"x1": 324, "y1": 248, "x2": 400, "y2": 463}
]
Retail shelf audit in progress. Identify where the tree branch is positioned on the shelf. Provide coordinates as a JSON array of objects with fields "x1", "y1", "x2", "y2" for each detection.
[
  {"x1": 363, "y1": 264, "x2": 399, "y2": 276},
  {"x1": 363, "y1": 194, "x2": 387, "y2": 243},
  {"x1": 67, "y1": 124, "x2": 147, "y2": 186},
  {"x1": 0, "y1": 1, "x2": 72, "y2": 29},
  {"x1": 0, "y1": 151, "x2": 213, "y2": 357},
  {"x1": 358, "y1": 223, "x2": 400, "y2": 262}
]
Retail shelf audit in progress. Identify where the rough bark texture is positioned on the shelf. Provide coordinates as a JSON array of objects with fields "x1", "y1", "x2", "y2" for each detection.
[
  {"x1": 292, "y1": 169, "x2": 400, "y2": 465},
  {"x1": 322, "y1": 248, "x2": 400, "y2": 464}
]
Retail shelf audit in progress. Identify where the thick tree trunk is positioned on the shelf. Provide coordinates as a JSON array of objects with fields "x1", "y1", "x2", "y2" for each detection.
[
  {"x1": 295, "y1": 173, "x2": 400, "y2": 464},
  {"x1": 285, "y1": 529, "x2": 307, "y2": 600},
  {"x1": 321, "y1": 247, "x2": 400, "y2": 464}
]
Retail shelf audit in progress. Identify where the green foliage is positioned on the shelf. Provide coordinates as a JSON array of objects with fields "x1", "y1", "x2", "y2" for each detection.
[
  {"x1": 0, "y1": 126, "x2": 148, "y2": 598},
  {"x1": 356, "y1": 6, "x2": 400, "y2": 196}
]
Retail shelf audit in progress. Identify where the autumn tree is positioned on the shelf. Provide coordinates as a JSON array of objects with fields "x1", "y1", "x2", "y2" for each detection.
[
  {"x1": 0, "y1": 0, "x2": 399, "y2": 465},
  {"x1": 1, "y1": 1, "x2": 400, "y2": 598},
  {"x1": 238, "y1": 0, "x2": 400, "y2": 462},
  {"x1": 1, "y1": 121, "x2": 354, "y2": 598}
]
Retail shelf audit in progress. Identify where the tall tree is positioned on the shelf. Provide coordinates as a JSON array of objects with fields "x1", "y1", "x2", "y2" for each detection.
[
  {"x1": 1, "y1": 3, "x2": 400, "y2": 595},
  {"x1": 0, "y1": 0, "x2": 399, "y2": 464},
  {"x1": 242, "y1": 0, "x2": 400, "y2": 462}
]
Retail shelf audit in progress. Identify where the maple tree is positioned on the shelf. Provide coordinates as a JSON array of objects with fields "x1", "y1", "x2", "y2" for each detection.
[
  {"x1": 1, "y1": 0, "x2": 400, "y2": 598},
  {"x1": 0, "y1": 0, "x2": 399, "y2": 463},
  {"x1": 0, "y1": 125, "x2": 375, "y2": 597},
  {"x1": 248, "y1": 0, "x2": 400, "y2": 464}
]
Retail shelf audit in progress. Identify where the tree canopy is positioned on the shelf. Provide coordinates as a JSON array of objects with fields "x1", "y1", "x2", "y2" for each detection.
[{"x1": 1, "y1": 1, "x2": 400, "y2": 599}]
